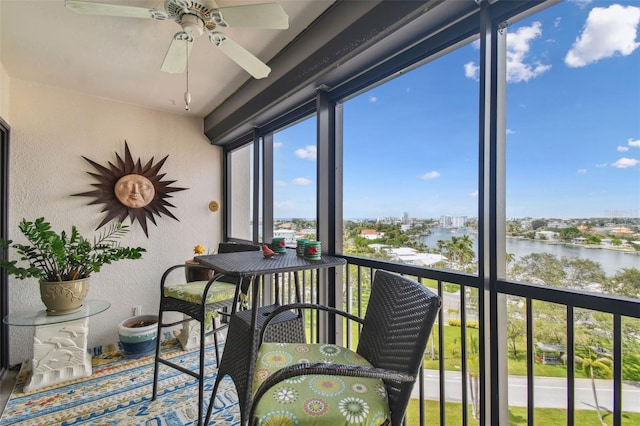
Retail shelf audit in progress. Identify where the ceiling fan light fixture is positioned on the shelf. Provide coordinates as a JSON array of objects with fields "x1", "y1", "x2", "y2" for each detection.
[
  {"x1": 180, "y1": 14, "x2": 204, "y2": 37},
  {"x1": 184, "y1": 91, "x2": 191, "y2": 111}
]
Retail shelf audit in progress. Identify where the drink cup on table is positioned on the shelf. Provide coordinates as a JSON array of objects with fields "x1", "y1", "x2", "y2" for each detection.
[{"x1": 272, "y1": 237, "x2": 286, "y2": 253}]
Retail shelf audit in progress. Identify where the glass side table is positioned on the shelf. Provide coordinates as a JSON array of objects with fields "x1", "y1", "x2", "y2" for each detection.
[{"x1": 3, "y1": 299, "x2": 111, "y2": 391}]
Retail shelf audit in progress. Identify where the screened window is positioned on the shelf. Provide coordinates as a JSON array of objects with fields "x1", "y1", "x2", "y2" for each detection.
[
  {"x1": 228, "y1": 143, "x2": 255, "y2": 241},
  {"x1": 272, "y1": 117, "x2": 318, "y2": 246},
  {"x1": 342, "y1": 42, "x2": 480, "y2": 275},
  {"x1": 504, "y1": 1, "x2": 640, "y2": 296}
]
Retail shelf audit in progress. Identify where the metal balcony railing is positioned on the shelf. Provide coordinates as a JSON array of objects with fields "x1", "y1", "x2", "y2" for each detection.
[{"x1": 257, "y1": 254, "x2": 640, "y2": 426}]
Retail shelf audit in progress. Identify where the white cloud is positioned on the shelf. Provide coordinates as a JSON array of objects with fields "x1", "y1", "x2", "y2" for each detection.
[
  {"x1": 506, "y1": 22, "x2": 552, "y2": 82},
  {"x1": 595, "y1": 163, "x2": 608, "y2": 168},
  {"x1": 618, "y1": 145, "x2": 630, "y2": 152},
  {"x1": 294, "y1": 145, "x2": 317, "y2": 160},
  {"x1": 419, "y1": 171, "x2": 441, "y2": 180},
  {"x1": 464, "y1": 22, "x2": 551, "y2": 83},
  {"x1": 554, "y1": 17, "x2": 562, "y2": 28},
  {"x1": 577, "y1": 168, "x2": 588, "y2": 174},
  {"x1": 629, "y1": 138, "x2": 640, "y2": 147},
  {"x1": 612, "y1": 157, "x2": 639, "y2": 168},
  {"x1": 569, "y1": 0, "x2": 593, "y2": 9},
  {"x1": 506, "y1": 129, "x2": 517, "y2": 135},
  {"x1": 469, "y1": 190, "x2": 478, "y2": 198},
  {"x1": 275, "y1": 179, "x2": 287, "y2": 187},
  {"x1": 565, "y1": 4, "x2": 640, "y2": 67},
  {"x1": 369, "y1": 96, "x2": 377, "y2": 103},
  {"x1": 464, "y1": 61, "x2": 479, "y2": 81},
  {"x1": 292, "y1": 177, "x2": 312, "y2": 185},
  {"x1": 273, "y1": 141, "x2": 283, "y2": 149}
]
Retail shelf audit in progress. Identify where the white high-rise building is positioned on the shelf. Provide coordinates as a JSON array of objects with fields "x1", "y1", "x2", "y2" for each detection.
[{"x1": 440, "y1": 216, "x2": 467, "y2": 228}]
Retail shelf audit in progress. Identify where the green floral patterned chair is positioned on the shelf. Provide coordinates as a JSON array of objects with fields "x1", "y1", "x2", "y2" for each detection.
[
  {"x1": 248, "y1": 269, "x2": 441, "y2": 426},
  {"x1": 152, "y1": 242, "x2": 260, "y2": 426}
]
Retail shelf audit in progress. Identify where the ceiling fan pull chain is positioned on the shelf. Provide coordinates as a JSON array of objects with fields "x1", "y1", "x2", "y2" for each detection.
[{"x1": 184, "y1": 38, "x2": 191, "y2": 112}]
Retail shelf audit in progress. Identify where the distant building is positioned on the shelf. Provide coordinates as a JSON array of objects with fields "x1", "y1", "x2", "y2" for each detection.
[
  {"x1": 360, "y1": 229, "x2": 384, "y2": 240},
  {"x1": 376, "y1": 216, "x2": 401, "y2": 224},
  {"x1": 386, "y1": 247, "x2": 447, "y2": 267},
  {"x1": 440, "y1": 216, "x2": 467, "y2": 228},
  {"x1": 610, "y1": 227, "x2": 634, "y2": 235},
  {"x1": 547, "y1": 221, "x2": 567, "y2": 229},
  {"x1": 273, "y1": 229, "x2": 297, "y2": 244},
  {"x1": 535, "y1": 231, "x2": 558, "y2": 240}
]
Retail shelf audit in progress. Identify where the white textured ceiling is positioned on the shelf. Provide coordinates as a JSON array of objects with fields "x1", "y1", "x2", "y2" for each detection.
[{"x1": 0, "y1": 0, "x2": 334, "y2": 117}]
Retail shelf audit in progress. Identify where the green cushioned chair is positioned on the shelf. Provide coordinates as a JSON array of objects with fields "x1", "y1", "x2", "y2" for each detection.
[
  {"x1": 248, "y1": 269, "x2": 441, "y2": 426},
  {"x1": 152, "y1": 242, "x2": 260, "y2": 426}
]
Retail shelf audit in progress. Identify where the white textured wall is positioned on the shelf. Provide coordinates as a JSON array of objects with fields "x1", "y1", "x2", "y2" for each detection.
[{"x1": 6, "y1": 77, "x2": 223, "y2": 365}]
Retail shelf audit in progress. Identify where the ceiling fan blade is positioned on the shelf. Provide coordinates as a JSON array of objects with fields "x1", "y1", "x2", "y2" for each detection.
[
  {"x1": 161, "y1": 33, "x2": 193, "y2": 74},
  {"x1": 209, "y1": 33, "x2": 271, "y2": 79},
  {"x1": 64, "y1": 0, "x2": 167, "y2": 20},
  {"x1": 212, "y1": 4, "x2": 289, "y2": 29}
]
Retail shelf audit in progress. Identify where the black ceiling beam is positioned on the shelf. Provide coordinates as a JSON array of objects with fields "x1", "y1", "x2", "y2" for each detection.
[
  {"x1": 204, "y1": 0, "x2": 436, "y2": 145},
  {"x1": 204, "y1": 0, "x2": 549, "y2": 146}
]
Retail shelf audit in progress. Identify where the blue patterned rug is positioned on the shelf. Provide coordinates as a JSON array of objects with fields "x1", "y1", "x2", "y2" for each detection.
[{"x1": 0, "y1": 337, "x2": 240, "y2": 425}]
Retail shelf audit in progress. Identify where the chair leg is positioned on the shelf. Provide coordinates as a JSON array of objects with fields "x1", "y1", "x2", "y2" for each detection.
[
  {"x1": 212, "y1": 316, "x2": 221, "y2": 366},
  {"x1": 151, "y1": 303, "x2": 164, "y2": 401},
  {"x1": 197, "y1": 309, "x2": 207, "y2": 426},
  {"x1": 204, "y1": 373, "x2": 223, "y2": 426}
]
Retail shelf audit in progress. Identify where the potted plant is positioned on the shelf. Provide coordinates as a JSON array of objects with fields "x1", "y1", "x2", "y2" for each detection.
[
  {"x1": 185, "y1": 244, "x2": 213, "y2": 282},
  {"x1": 0, "y1": 217, "x2": 146, "y2": 315},
  {"x1": 118, "y1": 314, "x2": 158, "y2": 356}
]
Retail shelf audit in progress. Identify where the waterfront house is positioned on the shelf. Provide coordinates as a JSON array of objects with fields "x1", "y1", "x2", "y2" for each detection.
[
  {"x1": 386, "y1": 247, "x2": 447, "y2": 267},
  {"x1": 535, "y1": 230, "x2": 559, "y2": 240},
  {"x1": 360, "y1": 229, "x2": 384, "y2": 240}
]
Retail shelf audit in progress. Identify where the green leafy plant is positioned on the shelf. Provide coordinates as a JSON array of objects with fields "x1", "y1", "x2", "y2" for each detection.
[{"x1": 0, "y1": 217, "x2": 146, "y2": 282}]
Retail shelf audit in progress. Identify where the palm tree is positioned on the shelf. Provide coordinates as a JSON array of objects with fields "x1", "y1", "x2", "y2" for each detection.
[
  {"x1": 581, "y1": 349, "x2": 613, "y2": 426},
  {"x1": 456, "y1": 235, "x2": 474, "y2": 265},
  {"x1": 506, "y1": 252, "x2": 515, "y2": 268},
  {"x1": 466, "y1": 334, "x2": 480, "y2": 419},
  {"x1": 447, "y1": 334, "x2": 480, "y2": 419}
]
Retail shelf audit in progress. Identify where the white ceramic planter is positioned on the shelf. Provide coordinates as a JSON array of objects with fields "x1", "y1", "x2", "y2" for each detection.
[{"x1": 118, "y1": 314, "x2": 158, "y2": 356}]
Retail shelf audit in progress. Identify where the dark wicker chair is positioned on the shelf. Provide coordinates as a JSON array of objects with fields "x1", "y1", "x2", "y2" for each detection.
[
  {"x1": 247, "y1": 269, "x2": 441, "y2": 426},
  {"x1": 151, "y1": 241, "x2": 259, "y2": 426}
]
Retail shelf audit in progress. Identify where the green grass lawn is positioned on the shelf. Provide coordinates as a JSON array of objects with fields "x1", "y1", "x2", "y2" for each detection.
[
  {"x1": 421, "y1": 325, "x2": 588, "y2": 379},
  {"x1": 406, "y1": 399, "x2": 640, "y2": 425}
]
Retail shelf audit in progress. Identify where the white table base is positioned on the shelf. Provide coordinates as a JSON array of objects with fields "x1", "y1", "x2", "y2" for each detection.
[
  {"x1": 176, "y1": 315, "x2": 216, "y2": 351},
  {"x1": 26, "y1": 317, "x2": 91, "y2": 391}
]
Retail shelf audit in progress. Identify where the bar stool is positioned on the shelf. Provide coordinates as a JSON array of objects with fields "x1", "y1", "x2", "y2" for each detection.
[{"x1": 151, "y1": 242, "x2": 259, "y2": 426}]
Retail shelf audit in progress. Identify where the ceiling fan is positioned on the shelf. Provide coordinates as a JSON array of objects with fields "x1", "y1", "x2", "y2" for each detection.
[{"x1": 64, "y1": 0, "x2": 289, "y2": 80}]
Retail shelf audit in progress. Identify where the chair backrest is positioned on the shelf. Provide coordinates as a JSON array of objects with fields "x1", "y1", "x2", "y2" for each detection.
[
  {"x1": 357, "y1": 269, "x2": 441, "y2": 423},
  {"x1": 217, "y1": 242, "x2": 260, "y2": 291},
  {"x1": 218, "y1": 242, "x2": 261, "y2": 254}
]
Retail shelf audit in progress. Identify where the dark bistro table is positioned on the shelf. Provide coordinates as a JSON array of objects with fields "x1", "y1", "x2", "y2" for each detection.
[{"x1": 195, "y1": 249, "x2": 346, "y2": 424}]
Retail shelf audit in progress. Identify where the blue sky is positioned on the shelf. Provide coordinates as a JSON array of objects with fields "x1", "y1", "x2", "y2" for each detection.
[{"x1": 273, "y1": 1, "x2": 640, "y2": 220}]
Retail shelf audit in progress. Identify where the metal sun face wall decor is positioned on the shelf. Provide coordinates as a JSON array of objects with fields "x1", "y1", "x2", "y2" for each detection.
[{"x1": 73, "y1": 141, "x2": 187, "y2": 237}]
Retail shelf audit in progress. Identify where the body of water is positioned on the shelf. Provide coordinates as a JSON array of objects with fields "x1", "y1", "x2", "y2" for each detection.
[{"x1": 418, "y1": 227, "x2": 638, "y2": 276}]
